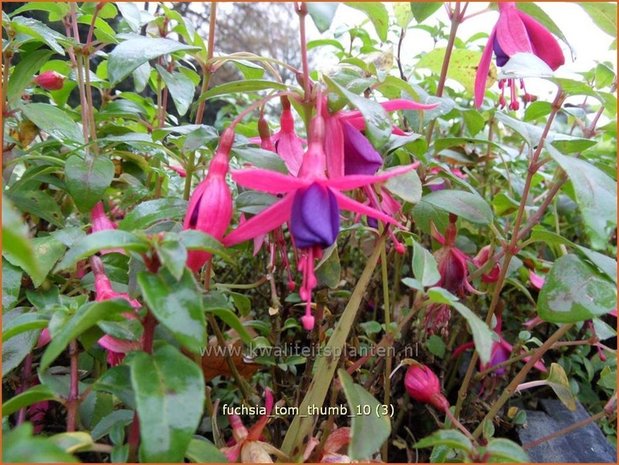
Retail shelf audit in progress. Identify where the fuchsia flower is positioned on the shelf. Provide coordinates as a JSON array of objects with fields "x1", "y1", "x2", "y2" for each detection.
[
  {"x1": 405, "y1": 363, "x2": 449, "y2": 412},
  {"x1": 473, "y1": 245, "x2": 501, "y2": 283},
  {"x1": 224, "y1": 109, "x2": 416, "y2": 330},
  {"x1": 91, "y1": 202, "x2": 124, "y2": 255},
  {"x1": 183, "y1": 128, "x2": 234, "y2": 271},
  {"x1": 221, "y1": 389, "x2": 283, "y2": 462},
  {"x1": 474, "y1": 2, "x2": 565, "y2": 109},
  {"x1": 91, "y1": 256, "x2": 142, "y2": 366},
  {"x1": 34, "y1": 71, "x2": 65, "y2": 90},
  {"x1": 322, "y1": 98, "x2": 437, "y2": 178},
  {"x1": 271, "y1": 96, "x2": 305, "y2": 176}
]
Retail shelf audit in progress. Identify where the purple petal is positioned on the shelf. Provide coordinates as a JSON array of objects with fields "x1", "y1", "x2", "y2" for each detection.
[
  {"x1": 341, "y1": 122, "x2": 383, "y2": 175},
  {"x1": 290, "y1": 183, "x2": 340, "y2": 249}
]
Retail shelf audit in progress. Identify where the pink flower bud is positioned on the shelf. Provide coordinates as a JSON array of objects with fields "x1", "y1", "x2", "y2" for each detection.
[
  {"x1": 473, "y1": 245, "x2": 500, "y2": 283},
  {"x1": 404, "y1": 364, "x2": 449, "y2": 411},
  {"x1": 183, "y1": 129, "x2": 234, "y2": 271},
  {"x1": 34, "y1": 71, "x2": 65, "y2": 90}
]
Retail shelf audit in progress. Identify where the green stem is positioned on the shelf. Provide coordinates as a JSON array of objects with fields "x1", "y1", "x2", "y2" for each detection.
[
  {"x1": 195, "y1": 2, "x2": 217, "y2": 125},
  {"x1": 380, "y1": 243, "x2": 391, "y2": 461}
]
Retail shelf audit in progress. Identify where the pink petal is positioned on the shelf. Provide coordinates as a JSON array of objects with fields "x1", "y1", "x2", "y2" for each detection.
[
  {"x1": 98, "y1": 335, "x2": 141, "y2": 354},
  {"x1": 518, "y1": 11, "x2": 565, "y2": 70},
  {"x1": 610, "y1": 308, "x2": 617, "y2": 318},
  {"x1": 247, "y1": 388, "x2": 273, "y2": 440},
  {"x1": 333, "y1": 190, "x2": 404, "y2": 228},
  {"x1": 496, "y1": 4, "x2": 533, "y2": 56},
  {"x1": 324, "y1": 115, "x2": 345, "y2": 179},
  {"x1": 379, "y1": 98, "x2": 440, "y2": 112},
  {"x1": 324, "y1": 427, "x2": 351, "y2": 454},
  {"x1": 223, "y1": 195, "x2": 294, "y2": 247},
  {"x1": 529, "y1": 270, "x2": 545, "y2": 290},
  {"x1": 231, "y1": 169, "x2": 307, "y2": 193},
  {"x1": 475, "y1": 27, "x2": 497, "y2": 108},
  {"x1": 275, "y1": 132, "x2": 304, "y2": 176},
  {"x1": 327, "y1": 163, "x2": 417, "y2": 191},
  {"x1": 221, "y1": 444, "x2": 242, "y2": 462}
]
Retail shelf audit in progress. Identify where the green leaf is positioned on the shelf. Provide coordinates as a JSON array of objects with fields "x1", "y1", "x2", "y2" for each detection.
[
  {"x1": 417, "y1": 48, "x2": 495, "y2": 95},
  {"x1": 324, "y1": 74, "x2": 391, "y2": 149},
  {"x1": 546, "y1": 146, "x2": 616, "y2": 249},
  {"x1": 2, "y1": 312, "x2": 48, "y2": 342},
  {"x1": 2, "y1": 261, "x2": 22, "y2": 311},
  {"x1": 199, "y1": 79, "x2": 288, "y2": 102},
  {"x1": 7, "y1": 190, "x2": 65, "y2": 228},
  {"x1": 155, "y1": 65, "x2": 195, "y2": 117},
  {"x1": 486, "y1": 438, "x2": 529, "y2": 463},
  {"x1": 20, "y1": 103, "x2": 83, "y2": 145},
  {"x1": 28, "y1": 236, "x2": 66, "y2": 287},
  {"x1": 307, "y1": 3, "x2": 339, "y2": 32},
  {"x1": 338, "y1": 369, "x2": 391, "y2": 460},
  {"x1": 427, "y1": 288, "x2": 494, "y2": 364},
  {"x1": 91, "y1": 409, "x2": 134, "y2": 441},
  {"x1": 155, "y1": 236, "x2": 188, "y2": 281},
  {"x1": 138, "y1": 269, "x2": 206, "y2": 353},
  {"x1": 92, "y1": 365, "x2": 136, "y2": 409},
  {"x1": 117, "y1": 2, "x2": 143, "y2": 32},
  {"x1": 185, "y1": 437, "x2": 228, "y2": 463},
  {"x1": 386, "y1": 169, "x2": 422, "y2": 204},
  {"x1": 10, "y1": 2, "x2": 70, "y2": 21},
  {"x1": 545, "y1": 363, "x2": 577, "y2": 411},
  {"x1": 421, "y1": 190, "x2": 493, "y2": 225},
  {"x1": 410, "y1": 2, "x2": 443, "y2": 23},
  {"x1": 49, "y1": 432, "x2": 94, "y2": 454},
  {"x1": 64, "y1": 155, "x2": 115, "y2": 213},
  {"x1": 2, "y1": 384, "x2": 58, "y2": 417},
  {"x1": 345, "y1": 3, "x2": 389, "y2": 42},
  {"x1": 108, "y1": 37, "x2": 199, "y2": 84},
  {"x1": 12, "y1": 17, "x2": 66, "y2": 55},
  {"x1": 393, "y1": 3, "x2": 413, "y2": 28},
  {"x1": 523, "y1": 101, "x2": 552, "y2": 121},
  {"x1": 232, "y1": 147, "x2": 288, "y2": 173},
  {"x1": 2, "y1": 309, "x2": 39, "y2": 377},
  {"x1": 56, "y1": 230, "x2": 149, "y2": 271},
  {"x1": 7, "y1": 49, "x2": 53, "y2": 106},
  {"x1": 427, "y1": 334, "x2": 446, "y2": 358},
  {"x1": 178, "y1": 230, "x2": 229, "y2": 261},
  {"x1": 412, "y1": 241, "x2": 440, "y2": 287},
  {"x1": 2, "y1": 424, "x2": 77, "y2": 463},
  {"x1": 315, "y1": 244, "x2": 341, "y2": 289},
  {"x1": 40, "y1": 299, "x2": 134, "y2": 371},
  {"x1": 130, "y1": 345, "x2": 205, "y2": 463},
  {"x1": 579, "y1": 2, "x2": 617, "y2": 37},
  {"x1": 205, "y1": 307, "x2": 252, "y2": 345},
  {"x1": 414, "y1": 429, "x2": 473, "y2": 451},
  {"x1": 118, "y1": 198, "x2": 187, "y2": 230},
  {"x1": 537, "y1": 254, "x2": 616, "y2": 323},
  {"x1": 2, "y1": 196, "x2": 39, "y2": 281}
]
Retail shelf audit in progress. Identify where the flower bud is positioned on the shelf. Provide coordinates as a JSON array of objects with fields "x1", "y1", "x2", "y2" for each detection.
[
  {"x1": 34, "y1": 71, "x2": 65, "y2": 90},
  {"x1": 404, "y1": 364, "x2": 449, "y2": 411},
  {"x1": 473, "y1": 245, "x2": 500, "y2": 283}
]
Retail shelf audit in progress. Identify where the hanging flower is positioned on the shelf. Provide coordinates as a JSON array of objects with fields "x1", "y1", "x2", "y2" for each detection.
[
  {"x1": 90, "y1": 202, "x2": 124, "y2": 255},
  {"x1": 91, "y1": 256, "x2": 142, "y2": 366},
  {"x1": 33, "y1": 71, "x2": 65, "y2": 90},
  {"x1": 473, "y1": 245, "x2": 501, "y2": 283},
  {"x1": 474, "y1": 2, "x2": 565, "y2": 109},
  {"x1": 183, "y1": 128, "x2": 234, "y2": 272},
  {"x1": 404, "y1": 363, "x2": 449, "y2": 412},
  {"x1": 224, "y1": 112, "x2": 415, "y2": 330}
]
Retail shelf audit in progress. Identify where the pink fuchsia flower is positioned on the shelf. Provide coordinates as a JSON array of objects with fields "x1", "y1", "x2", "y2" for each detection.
[
  {"x1": 224, "y1": 112, "x2": 416, "y2": 330},
  {"x1": 90, "y1": 202, "x2": 124, "y2": 255},
  {"x1": 221, "y1": 389, "x2": 285, "y2": 463},
  {"x1": 322, "y1": 98, "x2": 438, "y2": 179},
  {"x1": 183, "y1": 128, "x2": 234, "y2": 272},
  {"x1": 404, "y1": 363, "x2": 449, "y2": 412},
  {"x1": 271, "y1": 96, "x2": 305, "y2": 176},
  {"x1": 34, "y1": 71, "x2": 65, "y2": 90},
  {"x1": 432, "y1": 219, "x2": 477, "y2": 297},
  {"x1": 473, "y1": 245, "x2": 501, "y2": 283},
  {"x1": 91, "y1": 256, "x2": 142, "y2": 365},
  {"x1": 319, "y1": 427, "x2": 352, "y2": 463},
  {"x1": 474, "y1": 2, "x2": 565, "y2": 110}
]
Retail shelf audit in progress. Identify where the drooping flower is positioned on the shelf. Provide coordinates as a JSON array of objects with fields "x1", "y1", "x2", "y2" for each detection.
[
  {"x1": 221, "y1": 389, "x2": 286, "y2": 463},
  {"x1": 224, "y1": 111, "x2": 416, "y2": 330},
  {"x1": 34, "y1": 71, "x2": 65, "y2": 90},
  {"x1": 473, "y1": 245, "x2": 501, "y2": 283},
  {"x1": 271, "y1": 96, "x2": 305, "y2": 176},
  {"x1": 341, "y1": 121, "x2": 383, "y2": 176},
  {"x1": 90, "y1": 201, "x2": 124, "y2": 255},
  {"x1": 183, "y1": 128, "x2": 234, "y2": 272},
  {"x1": 91, "y1": 256, "x2": 142, "y2": 366},
  {"x1": 404, "y1": 363, "x2": 449, "y2": 412},
  {"x1": 432, "y1": 220, "x2": 477, "y2": 297},
  {"x1": 474, "y1": 2, "x2": 565, "y2": 109},
  {"x1": 323, "y1": 98, "x2": 438, "y2": 178}
]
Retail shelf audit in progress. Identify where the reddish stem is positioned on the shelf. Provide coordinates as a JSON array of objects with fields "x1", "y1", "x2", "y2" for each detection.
[{"x1": 66, "y1": 340, "x2": 80, "y2": 432}]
